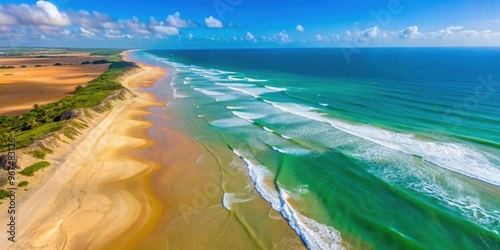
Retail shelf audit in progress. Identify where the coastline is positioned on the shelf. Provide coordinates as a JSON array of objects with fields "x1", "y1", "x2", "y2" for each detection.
[
  {"x1": 0, "y1": 50, "x2": 307, "y2": 249},
  {"x1": 125, "y1": 50, "x2": 306, "y2": 249},
  {"x1": 0, "y1": 57, "x2": 167, "y2": 249}
]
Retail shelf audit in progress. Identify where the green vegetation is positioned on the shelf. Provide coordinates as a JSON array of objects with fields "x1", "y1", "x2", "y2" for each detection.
[
  {"x1": 0, "y1": 66, "x2": 14, "y2": 69},
  {"x1": 31, "y1": 150, "x2": 46, "y2": 159},
  {"x1": 19, "y1": 161, "x2": 50, "y2": 176},
  {"x1": 29, "y1": 147, "x2": 53, "y2": 159},
  {"x1": 89, "y1": 49, "x2": 124, "y2": 56},
  {"x1": 91, "y1": 60, "x2": 109, "y2": 64},
  {"x1": 34, "y1": 65, "x2": 44, "y2": 67},
  {"x1": 0, "y1": 189, "x2": 10, "y2": 199},
  {"x1": 0, "y1": 48, "x2": 124, "y2": 57},
  {"x1": 0, "y1": 61, "x2": 137, "y2": 152},
  {"x1": 18, "y1": 181, "x2": 29, "y2": 187},
  {"x1": 54, "y1": 63, "x2": 62, "y2": 66}
]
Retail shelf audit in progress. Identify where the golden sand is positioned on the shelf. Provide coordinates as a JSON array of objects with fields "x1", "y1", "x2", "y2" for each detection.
[
  {"x1": 0, "y1": 64, "x2": 109, "y2": 116},
  {"x1": 0, "y1": 53, "x2": 305, "y2": 249},
  {"x1": 0, "y1": 64, "x2": 166, "y2": 249}
]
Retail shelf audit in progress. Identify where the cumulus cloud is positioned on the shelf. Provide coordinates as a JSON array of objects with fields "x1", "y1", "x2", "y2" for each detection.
[
  {"x1": 296, "y1": 24, "x2": 305, "y2": 32},
  {"x1": 244, "y1": 32, "x2": 257, "y2": 43},
  {"x1": 345, "y1": 26, "x2": 381, "y2": 42},
  {"x1": 187, "y1": 33, "x2": 193, "y2": 40},
  {"x1": 399, "y1": 26, "x2": 421, "y2": 39},
  {"x1": 70, "y1": 10, "x2": 116, "y2": 33},
  {"x1": 268, "y1": 30, "x2": 291, "y2": 43},
  {"x1": 205, "y1": 16, "x2": 223, "y2": 28},
  {"x1": 166, "y1": 11, "x2": 194, "y2": 28},
  {"x1": 151, "y1": 25, "x2": 179, "y2": 35},
  {"x1": 0, "y1": 1, "x2": 70, "y2": 28}
]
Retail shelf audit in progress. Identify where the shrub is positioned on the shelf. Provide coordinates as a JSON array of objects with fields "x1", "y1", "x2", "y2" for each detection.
[
  {"x1": 75, "y1": 85, "x2": 84, "y2": 93},
  {"x1": 19, "y1": 161, "x2": 50, "y2": 176},
  {"x1": 92, "y1": 60, "x2": 109, "y2": 65},
  {"x1": 54, "y1": 63, "x2": 62, "y2": 66},
  {"x1": 81, "y1": 61, "x2": 91, "y2": 65},
  {"x1": 0, "y1": 189, "x2": 11, "y2": 199},
  {"x1": 30, "y1": 150, "x2": 46, "y2": 159},
  {"x1": 18, "y1": 181, "x2": 29, "y2": 187}
]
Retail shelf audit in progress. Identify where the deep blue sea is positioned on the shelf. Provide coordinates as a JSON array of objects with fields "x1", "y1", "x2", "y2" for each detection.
[{"x1": 129, "y1": 48, "x2": 500, "y2": 249}]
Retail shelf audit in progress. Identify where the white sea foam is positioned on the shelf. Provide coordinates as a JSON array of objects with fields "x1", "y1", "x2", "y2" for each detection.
[
  {"x1": 265, "y1": 85, "x2": 287, "y2": 91},
  {"x1": 228, "y1": 76, "x2": 244, "y2": 81},
  {"x1": 265, "y1": 101, "x2": 500, "y2": 187},
  {"x1": 263, "y1": 126, "x2": 274, "y2": 133},
  {"x1": 216, "y1": 69, "x2": 236, "y2": 74},
  {"x1": 192, "y1": 88, "x2": 239, "y2": 101},
  {"x1": 319, "y1": 103, "x2": 329, "y2": 107},
  {"x1": 233, "y1": 150, "x2": 345, "y2": 250},
  {"x1": 222, "y1": 183, "x2": 258, "y2": 210},
  {"x1": 209, "y1": 118, "x2": 252, "y2": 128},
  {"x1": 271, "y1": 146, "x2": 314, "y2": 156},
  {"x1": 246, "y1": 77, "x2": 269, "y2": 82},
  {"x1": 173, "y1": 93, "x2": 188, "y2": 99},
  {"x1": 215, "y1": 82, "x2": 255, "y2": 87},
  {"x1": 227, "y1": 86, "x2": 279, "y2": 98},
  {"x1": 232, "y1": 111, "x2": 266, "y2": 121}
]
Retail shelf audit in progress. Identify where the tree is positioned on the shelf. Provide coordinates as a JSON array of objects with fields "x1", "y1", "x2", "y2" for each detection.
[
  {"x1": 40, "y1": 114, "x2": 52, "y2": 123},
  {"x1": 24, "y1": 117, "x2": 39, "y2": 130}
]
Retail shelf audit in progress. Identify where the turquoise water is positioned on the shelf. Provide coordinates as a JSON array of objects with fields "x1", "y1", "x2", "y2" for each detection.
[{"x1": 129, "y1": 48, "x2": 500, "y2": 249}]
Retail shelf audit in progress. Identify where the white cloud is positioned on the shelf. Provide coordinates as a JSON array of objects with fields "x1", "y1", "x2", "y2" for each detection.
[
  {"x1": 269, "y1": 30, "x2": 291, "y2": 43},
  {"x1": 70, "y1": 10, "x2": 116, "y2": 33},
  {"x1": 345, "y1": 26, "x2": 381, "y2": 42},
  {"x1": 0, "y1": 7, "x2": 17, "y2": 25},
  {"x1": 446, "y1": 26, "x2": 464, "y2": 31},
  {"x1": 296, "y1": 24, "x2": 305, "y2": 32},
  {"x1": 79, "y1": 27, "x2": 95, "y2": 37},
  {"x1": 0, "y1": 1, "x2": 71, "y2": 28},
  {"x1": 399, "y1": 26, "x2": 421, "y2": 39},
  {"x1": 205, "y1": 16, "x2": 223, "y2": 28},
  {"x1": 32, "y1": 0, "x2": 71, "y2": 26},
  {"x1": 166, "y1": 11, "x2": 194, "y2": 28},
  {"x1": 187, "y1": 32, "x2": 194, "y2": 40},
  {"x1": 151, "y1": 25, "x2": 179, "y2": 35},
  {"x1": 244, "y1": 32, "x2": 257, "y2": 43},
  {"x1": 315, "y1": 34, "x2": 330, "y2": 42},
  {"x1": 120, "y1": 16, "x2": 150, "y2": 35}
]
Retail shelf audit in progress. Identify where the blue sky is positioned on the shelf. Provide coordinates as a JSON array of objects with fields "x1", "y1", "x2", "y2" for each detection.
[{"x1": 1, "y1": 0, "x2": 500, "y2": 48}]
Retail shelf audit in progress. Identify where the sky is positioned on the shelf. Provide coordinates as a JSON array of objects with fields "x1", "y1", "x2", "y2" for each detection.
[{"x1": 1, "y1": 0, "x2": 500, "y2": 48}]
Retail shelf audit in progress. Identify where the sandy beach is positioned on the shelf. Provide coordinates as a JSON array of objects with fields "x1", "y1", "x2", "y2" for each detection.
[
  {"x1": 0, "y1": 61, "x2": 167, "y2": 249},
  {"x1": 0, "y1": 52, "x2": 305, "y2": 249}
]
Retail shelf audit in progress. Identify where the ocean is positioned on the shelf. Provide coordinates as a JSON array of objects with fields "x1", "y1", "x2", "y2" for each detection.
[{"x1": 127, "y1": 48, "x2": 500, "y2": 249}]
